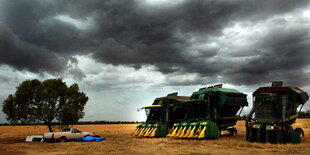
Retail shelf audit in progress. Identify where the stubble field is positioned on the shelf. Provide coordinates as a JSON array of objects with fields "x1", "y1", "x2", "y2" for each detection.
[{"x1": 1, "y1": 119, "x2": 310, "y2": 155}]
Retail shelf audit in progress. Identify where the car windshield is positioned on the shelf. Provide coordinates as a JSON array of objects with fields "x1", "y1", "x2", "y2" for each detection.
[
  {"x1": 72, "y1": 129, "x2": 81, "y2": 133},
  {"x1": 145, "y1": 107, "x2": 162, "y2": 121}
]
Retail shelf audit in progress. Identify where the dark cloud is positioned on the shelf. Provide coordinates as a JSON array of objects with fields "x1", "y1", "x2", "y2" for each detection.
[
  {"x1": 1, "y1": 0, "x2": 310, "y2": 123},
  {"x1": 0, "y1": 0, "x2": 310, "y2": 86},
  {"x1": 226, "y1": 25, "x2": 310, "y2": 86},
  {"x1": 237, "y1": 0, "x2": 310, "y2": 20},
  {"x1": 0, "y1": 24, "x2": 67, "y2": 74},
  {"x1": 1, "y1": 0, "x2": 94, "y2": 54},
  {"x1": 88, "y1": 0, "x2": 310, "y2": 87}
]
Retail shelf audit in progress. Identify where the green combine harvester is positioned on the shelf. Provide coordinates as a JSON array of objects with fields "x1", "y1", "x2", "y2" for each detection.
[
  {"x1": 246, "y1": 82, "x2": 309, "y2": 144},
  {"x1": 131, "y1": 93, "x2": 190, "y2": 137},
  {"x1": 167, "y1": 84, "x2": 248, "y2": 139}
]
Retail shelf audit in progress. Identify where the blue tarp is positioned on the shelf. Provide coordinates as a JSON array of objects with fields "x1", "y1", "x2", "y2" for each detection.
[{"x1": 77, "y1": 135, "x2": 106, "y2": 142}]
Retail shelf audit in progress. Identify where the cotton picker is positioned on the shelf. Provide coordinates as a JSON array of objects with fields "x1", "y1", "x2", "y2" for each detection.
[
  {"x1": 167, "y1": 84, "x2": 248, "y2": 139},
  {"x1": 131, "y1": 93, "x2": 190, "y2": 137},
  {"x1": 246, "y1": 82, "x2": 309, "y2": 144}
]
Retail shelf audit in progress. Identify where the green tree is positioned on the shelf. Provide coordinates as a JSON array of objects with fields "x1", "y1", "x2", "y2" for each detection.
[{"x1": 2, "y1": 78, "x2": 88, "y2": 132}]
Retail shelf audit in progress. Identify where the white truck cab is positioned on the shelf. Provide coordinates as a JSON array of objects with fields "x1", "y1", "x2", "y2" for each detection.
[{"x1": 43, "y1": 128, "x2": 94, "y2": 142}]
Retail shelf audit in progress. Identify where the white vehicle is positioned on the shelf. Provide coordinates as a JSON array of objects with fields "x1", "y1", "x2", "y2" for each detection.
[
  {"x1": 43, "y1": 128, "x2": 94, "y2": 142},
  {"x1": 25, "y1": 135, "x2": 44, "y2": 142}
]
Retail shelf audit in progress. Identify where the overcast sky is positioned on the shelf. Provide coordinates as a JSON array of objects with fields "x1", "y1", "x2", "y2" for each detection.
[{"x1": 1, "y1": 0, "x2": 310, "y2": 123}]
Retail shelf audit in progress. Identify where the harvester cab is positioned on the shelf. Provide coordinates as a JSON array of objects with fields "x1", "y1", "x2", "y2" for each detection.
[
  {"x1": 246, "y1": 82, "x2": 309, "y2": 144},
  {"x1": 131, "y1": 93, "x2": 190, "y2": 137},
  {"x1": 167, "y1": 84, "x2": 248, "y2": 139}
]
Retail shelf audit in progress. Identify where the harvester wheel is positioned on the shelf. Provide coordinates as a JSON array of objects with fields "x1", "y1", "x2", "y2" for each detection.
[
  {"x1": 295, "y1": 128, "x2": 304, "y2": 138},
  {"x1": 228, "y1": 128, "x2": 238, "y2": 136},
  {"x1": 218, "y1": 128, "x2": 221, "y2": 137}
]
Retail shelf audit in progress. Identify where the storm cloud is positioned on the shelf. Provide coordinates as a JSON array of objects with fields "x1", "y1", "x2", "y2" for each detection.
[
  {"x1": 0, "y1": 23, "x2": 67, "y2": 73},
  {"x1": 1, "y1": 0, "x2": 310, "y2": 123},
  {"x1": 226, "y1": 22, "x2": 310, "y2": 86},
  {"x1": 0, "y1": 0, "x2": 310, "y2": 86}
]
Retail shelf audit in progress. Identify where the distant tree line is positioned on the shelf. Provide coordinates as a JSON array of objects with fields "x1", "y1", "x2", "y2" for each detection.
[
  {"x1": 298, "y1": 110, "x2": 310, "y2": 118},
  {"x1": 0, "y1": 120, "x2": 144, "y2": 126},
  {"x1": 77, "y1": 120, "x2": 144, "y2": 125}
]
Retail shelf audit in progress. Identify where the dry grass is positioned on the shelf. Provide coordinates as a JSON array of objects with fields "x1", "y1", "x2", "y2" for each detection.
[{"x1": 1, "y1": 119, "x2": 310, "y2": 155}]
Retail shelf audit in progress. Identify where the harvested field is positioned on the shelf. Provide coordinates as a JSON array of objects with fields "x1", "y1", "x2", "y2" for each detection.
[{"x1": 1, "y1": 119, "x2": 310, "y2": 155}]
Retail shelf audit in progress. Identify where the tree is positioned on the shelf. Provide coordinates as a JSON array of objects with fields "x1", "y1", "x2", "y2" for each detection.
[{"x1": 2, "y1": 78, "x2": 88, "y2": 132}]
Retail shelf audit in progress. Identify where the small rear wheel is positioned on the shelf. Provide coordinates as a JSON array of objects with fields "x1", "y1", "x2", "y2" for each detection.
[
  {"x1": 59, "y1": 137, "x2": 66, "y2": 143},
  {"x1": 228, "y1": 127, "x2": 238, "y2": 136},
  {"x1": 295, "y1": 128, "x2": 304, "y2": 138}
]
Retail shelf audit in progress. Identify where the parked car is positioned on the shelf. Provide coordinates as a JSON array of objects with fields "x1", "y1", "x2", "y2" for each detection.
[{"x1": 43, "y1": 128, "x2": 94, "y2": 142}]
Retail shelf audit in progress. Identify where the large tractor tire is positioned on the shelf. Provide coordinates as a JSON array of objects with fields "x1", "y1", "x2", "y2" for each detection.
[
  {"x1": 217, "y1": 127, "x2": 221, "y2": 138},
  {"x1": 228, "y1": 127, "x2": 238, "y2": 136},
  {"x1": 295, "y1": 128, "x2": 304, "y2": 138}
]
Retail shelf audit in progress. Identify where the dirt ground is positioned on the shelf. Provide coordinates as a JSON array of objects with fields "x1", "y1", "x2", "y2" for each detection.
[{"x1": 1, "y1": 119, "x2": 310, "y2": 155}]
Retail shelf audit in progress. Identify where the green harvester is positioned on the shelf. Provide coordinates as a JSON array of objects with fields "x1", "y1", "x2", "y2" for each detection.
[
  {"x1": 131, "y1": 93, "x2": 190, "y2": 137},
  {"x1": 167, "y1": 84, "x2": 248, "y2": 139},
  {"x1": 246, "y1": 82, "x2": 309, "y2": 144}
]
